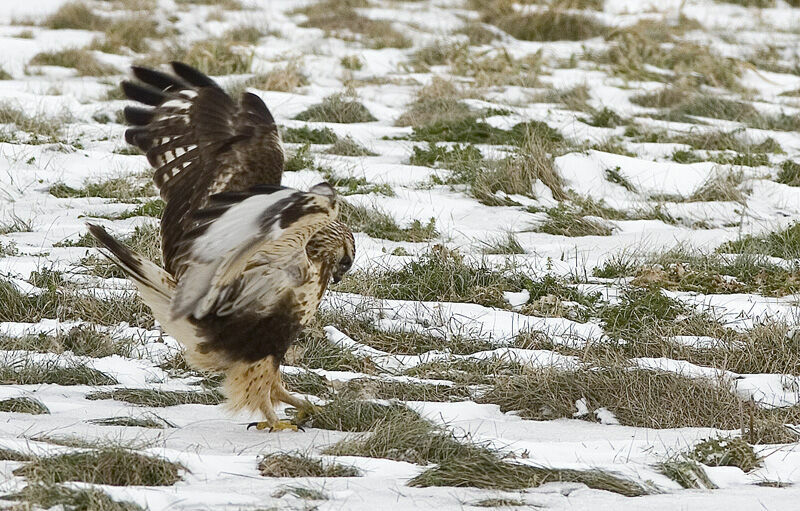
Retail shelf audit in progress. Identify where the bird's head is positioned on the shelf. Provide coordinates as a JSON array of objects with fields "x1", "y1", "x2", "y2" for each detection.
[{"x1": 332, "y1": 228, "x2": 355, "y2": 284}]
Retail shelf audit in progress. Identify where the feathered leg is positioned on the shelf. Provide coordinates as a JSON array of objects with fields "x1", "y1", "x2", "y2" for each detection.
[
  {"x1": 225, "y1": 357, "x2": 302, "y2": 431},
  {"x1": 271, "y1": 376, "x2": 318, "y2": 426}
]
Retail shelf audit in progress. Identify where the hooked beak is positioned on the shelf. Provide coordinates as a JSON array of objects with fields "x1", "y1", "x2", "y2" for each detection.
[{"x1": 332, "y1": 272, "x2": 343, "y2": 284}]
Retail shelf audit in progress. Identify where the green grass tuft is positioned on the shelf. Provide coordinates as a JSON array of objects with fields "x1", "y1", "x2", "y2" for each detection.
[
  {"x1": 660, "y1": 459, "x2": 716, "y2": 489},
  {"x1": 295, "y1": 93, "x2": 376, "y2": 123},
  {"x1": 336, "y1": 246, "x2": 520, "y2": 309},
  {"x1": 411, "y1": 454, "x2": 647, "y2": 495},
  {"x1": 14, "y1": 447, "x2": 184, "y2": 486},
  {"x1": 408, "y1": 117, "x2": 561, "y2": 146},
  {"x1": 0, "y1": 325, "x2": 134, "y2": 358},
  {"x1": 326, "y1": 404, "x2": 647, "y2": 495},
  {"x1": 338, "y1": 202, "x2": 436, "y2": 242},
  {"x1": 259, "y1": 451, "x2": 360, "y2": 477},
  {"x1": 50, "y1": 177, "x2": 154, "y2": 201},
  {"x1": 689, "y1": 436, "x2": 760, "y2": 472},
  {"x1": 283, "y1": 126, "x2": 339, "y2": 144},
  {"x1": 409, "y1": 143, "x2": 483, "y2": 168},
  {"x1": 114, "y1": 199, "x2": 166, "y2": 219},
  {"x1": 479, "y1": 364, "x2": 800, "y2": 442},
  {"x1": 4, "y1": 484, "x2": 145, "y2": 511},
  {"x1": 0, "y1": 273, "x2": 154, "y2": 327},
  {"x1": 90, "y1": 414, "x2": 176, "y2": 429},
  {"x1": 326, "y1": 135, "x2": 376, "y2": 156},
  {"x1": 717, "y1": 222, "x2": 800, "y2": 260},
  {"x1": 86, "y1": 388, "x2": 223, "y2": 406},
  {"x1": 535, "y1": 204, "x2": 613, "y2": 237},
  {"x1": 307, "y1": 397, "x2": 419, "y2": 432},
  {"x1": 340, "y1": 378, "x2": 471, "y2": 402},
  {"x1": 321, "y1": 172, "x2": 394, "y2": 196},
  {"x1": 0, "y1": 397, "x2": 49, "y2": 415},
  {"x1": 0, "y1": 358, "x2": 117, "y2": 386},
  {"x1": 777, "y1": 160, "x2": 800, "y2": 186},
  {"x1": 284, "y1": 143, "x2": 314, "y2": 172}
]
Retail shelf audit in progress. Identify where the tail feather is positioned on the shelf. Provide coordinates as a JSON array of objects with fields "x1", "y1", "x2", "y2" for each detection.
[
  {"x1": 87, "y1": 223, "x2": 174, "y2": 329},
  {"x1": 87, "y1": 224, "x2": 172, "y2": 300},
  {"x1": 87, "y1": 223, "x2": 223, "y2": 370}
]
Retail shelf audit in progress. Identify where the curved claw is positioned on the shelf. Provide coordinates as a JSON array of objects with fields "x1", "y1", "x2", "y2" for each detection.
[{"x1": 247, "y1": 420, "x2": 302, "y2": 432}]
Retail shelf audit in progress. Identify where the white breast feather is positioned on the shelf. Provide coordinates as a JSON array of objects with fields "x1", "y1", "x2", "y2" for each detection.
[{"x1": 169, "y1": 187, "x2": 335, "y2": 321}]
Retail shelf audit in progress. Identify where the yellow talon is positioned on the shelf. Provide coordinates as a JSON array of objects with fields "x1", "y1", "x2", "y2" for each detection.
[
  {"x1": 270, "y1": 420, "x2": 299, "y2": 432},
  {"x1": 247, "y1": 420, "x2": 300, "y2": 432}
]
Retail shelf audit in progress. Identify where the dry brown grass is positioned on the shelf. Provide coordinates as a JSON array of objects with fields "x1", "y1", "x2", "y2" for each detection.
[
  {"x1": 295, "y1": 0, "x2": 411, "y2": 49},
  {"x1": 479, "y1": 5, "x2": 608, "y2": 41},
  {"x1": 601, "y1": 18, "x2": 742, "y2": 91},
  {"x1": 140, "y1": 38, "x2": 252, "y2": 76},
  {"x1": 451, "y1": 49, "x2": 542, "y2": 88},
  {"x1": 259, "y1": 452, "x2": 360, "y2": 477},
  {"x1": 396, "y1": 76, "x2": 473, "y2": 127},
  {"x1": 175, "y1": 0, "x2": 243, "y2": 8},
  {"x1": 90, "y1": 15, "x2": 162, "y2": 54},
  {"x1": 474, "y1": 129, "x2": 567, "y2": 203},
  {"x1": 455, "y1": 22, "x2": 501, "y2": 45},
  {"x1": 107, "y1": 0, "x2": 157, "y2": 9},
  {"x1": 630, "y1": 87, "x2": 689, "y2": 108},
  {"x1": 237, "y1": 62, "x2": 308, "y2": 93},
  {"x1": 0, "y1": 103, "x2": 69, "y2": 141},
  {"x1": 29, "y1": 48, "x2": 119, "y2": 76},
  {"x1": 295, "y1": 93, "x2": 376, "y2": 123},
  {"x1": 532, "y1": 84, "x2": 591, "y2": 111},
  {"x1": 5, "y1": 484, "x2": 144, "y2": 511},
  {"x1": 689, "y1": 169, "x2": 746, "y2": 203},
  {"x1": 479, "y1": 365, "x2": 800, "y2": 443},
  {"x1": 0, "y1": 270, "x2": 155, "y2": 328},
  {"x1": 410, "y1": 40, "x2": 469, "y2": 71},
  {"x1": 14, "y1": 447, "x2": 184, "y2": 486},
  {"x1": 43, "y1": 2, "x2": 108, "y2": 31},
  {"x1": 223, "y1": 24, "x2": 270, "y2": 44}
]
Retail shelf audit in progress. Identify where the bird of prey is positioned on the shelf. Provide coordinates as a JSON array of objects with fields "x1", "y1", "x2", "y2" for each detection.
[{"x1": 88, "y1": 62, "x2": 355, "y2": 431}]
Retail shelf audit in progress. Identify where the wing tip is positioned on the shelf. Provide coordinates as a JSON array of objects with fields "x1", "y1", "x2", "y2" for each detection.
[{"x1": 170, "y1": 61, "x2": 218, "y2": 88}]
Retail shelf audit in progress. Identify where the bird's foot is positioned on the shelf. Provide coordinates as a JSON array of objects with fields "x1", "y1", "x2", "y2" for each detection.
[
  {"x1": 246, "y1": 420, "x2": 304, "y2": 432},
  {"x1": 294, "y1": 403, "x2": 319, "y2": 424},
  {"x1": 287, "y1": 402, "x2": 320, "y2": 428}
]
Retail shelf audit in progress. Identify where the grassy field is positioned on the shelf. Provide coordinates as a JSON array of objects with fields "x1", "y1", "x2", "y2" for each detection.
[{"x1": 0, "y1": 0, "x2": 800, "y2": 509}]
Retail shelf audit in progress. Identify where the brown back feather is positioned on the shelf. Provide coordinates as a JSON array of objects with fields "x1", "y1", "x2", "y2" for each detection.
[{"x1": 122, "y1": 62, "x2": 284, "y2": 277}]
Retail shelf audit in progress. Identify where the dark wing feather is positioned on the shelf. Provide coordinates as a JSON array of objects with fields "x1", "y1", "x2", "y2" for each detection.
[{"x1": 121, "y1": 61, "x2": 285, "y2": 277}]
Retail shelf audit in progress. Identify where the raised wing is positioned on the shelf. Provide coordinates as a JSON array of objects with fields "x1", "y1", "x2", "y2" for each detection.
[
  {"x1": 122, "y1": 61, "x2": 285, "y2": 277},
  {"x1": 169, "y1": 183, "x2": 338, "y2": 321}
]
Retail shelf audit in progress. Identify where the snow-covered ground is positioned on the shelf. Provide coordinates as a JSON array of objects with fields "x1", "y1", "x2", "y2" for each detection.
[{"x1": 1, "y1": 0, "x2": 800, "y2": 509}]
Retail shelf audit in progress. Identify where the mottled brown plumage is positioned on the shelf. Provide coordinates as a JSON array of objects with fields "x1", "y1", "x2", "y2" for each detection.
[
  {"x1": 122, "y1": 62, "x2": 286, "y2": 277},
  {"x1": 89, "y1": 62, "x2": 355, "y2": 429}
]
